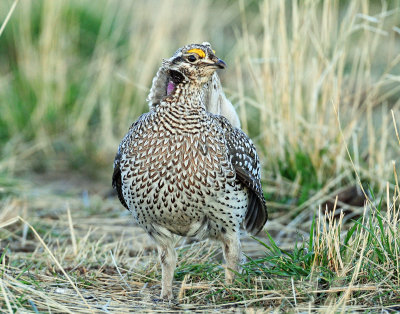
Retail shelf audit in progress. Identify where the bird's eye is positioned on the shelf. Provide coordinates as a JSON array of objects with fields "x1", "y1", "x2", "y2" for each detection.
[{"x1": 187, "y1": 55, "x2": 197, "y2": 63}]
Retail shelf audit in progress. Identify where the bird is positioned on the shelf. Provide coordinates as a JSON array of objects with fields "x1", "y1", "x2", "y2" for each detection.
[{"x1": 112, "y1": 42, "x2": 267, "y2": 300}]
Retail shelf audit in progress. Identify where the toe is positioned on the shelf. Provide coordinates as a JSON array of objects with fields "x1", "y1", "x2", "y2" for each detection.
[{"x1": 160, "y1": 290, "x2": 174, "y2": 301}]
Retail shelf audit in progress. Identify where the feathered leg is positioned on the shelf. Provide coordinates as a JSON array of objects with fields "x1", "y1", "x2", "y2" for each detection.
[
  {"x1": 157, "y1": 241, "x2": 176, "y2": 300},
  {"x1": 221, "y1": 233, "x2": 241, "y2": 284}
]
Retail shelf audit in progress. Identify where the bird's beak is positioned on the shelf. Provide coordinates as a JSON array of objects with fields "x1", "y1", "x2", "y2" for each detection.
[
  {"x1": 203, "y1": 57, "x2": 227, "y2": 69},
  {"x1": 215, "y1": 58, "x2": 226, "y2": 69}
]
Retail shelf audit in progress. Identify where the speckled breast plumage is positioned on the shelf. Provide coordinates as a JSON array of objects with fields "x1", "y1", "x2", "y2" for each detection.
[{"x1": 117, "y1": 106, "x2": 248, "y2": 241}]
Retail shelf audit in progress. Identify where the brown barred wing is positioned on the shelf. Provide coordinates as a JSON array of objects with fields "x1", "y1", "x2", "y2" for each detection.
[{"x1": 214, "y1": 116, "x2": 268, "y2": 235}]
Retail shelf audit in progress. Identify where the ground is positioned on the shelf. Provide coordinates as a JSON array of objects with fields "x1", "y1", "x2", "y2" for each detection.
[{"x1": 1, "y1": 172, "x2": 399, "y2": 312}]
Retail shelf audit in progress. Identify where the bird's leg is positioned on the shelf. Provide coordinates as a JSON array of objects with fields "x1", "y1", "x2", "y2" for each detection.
[
  {"x1": 221, "y1": 233, "x2": 241, "y2": 284},
  {"x1": 157, "y1": 243, "x2": 176, "y2": 300}
]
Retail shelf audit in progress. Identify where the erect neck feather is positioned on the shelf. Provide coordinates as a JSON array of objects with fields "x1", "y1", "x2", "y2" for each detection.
[{"x1": 163, "y1": 81, "x2": 206, "y2": 111}]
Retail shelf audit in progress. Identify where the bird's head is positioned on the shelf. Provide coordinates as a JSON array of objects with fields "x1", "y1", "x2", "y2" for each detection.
[{"x1": 162, "y1": 42, "x2": 226, "y2": 94}]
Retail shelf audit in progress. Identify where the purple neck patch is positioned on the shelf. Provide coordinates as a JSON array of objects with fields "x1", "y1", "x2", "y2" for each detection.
[{"x1": 167, "y1": 81, "x2": 175, "y2": 95}]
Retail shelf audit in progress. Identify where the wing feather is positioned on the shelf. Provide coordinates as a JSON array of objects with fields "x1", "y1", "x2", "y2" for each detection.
[
  {"x1": 112, "y1": 113, "x2": 150, "y2": 210},
  {"x1": 112, "y1": 153, "x2": 128, "y2": 209},
  {"x1": 213, "y1": 115, "x2": 268, "y2": 235}
]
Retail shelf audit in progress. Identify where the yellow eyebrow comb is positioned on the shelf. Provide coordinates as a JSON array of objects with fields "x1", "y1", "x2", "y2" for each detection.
[{"x1": 187, "y1": 48, "x2": 206, "y2": 59}]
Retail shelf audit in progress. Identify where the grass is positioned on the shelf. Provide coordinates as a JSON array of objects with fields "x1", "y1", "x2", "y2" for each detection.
[{"x1": 1, "y1": 0, "x2": 400, "y2": 311}]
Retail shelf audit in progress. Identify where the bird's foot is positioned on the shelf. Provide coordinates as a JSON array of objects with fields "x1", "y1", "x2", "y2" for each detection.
[
  {"x1": 225, "y1": 272, "x2": 235, "y2": 285},
  {"x1": 160, "y1": 289, "x2": 173, "y2": 301},
  {"x1": 224, "y1": 265, "x2": 238, "y2": 285}
]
